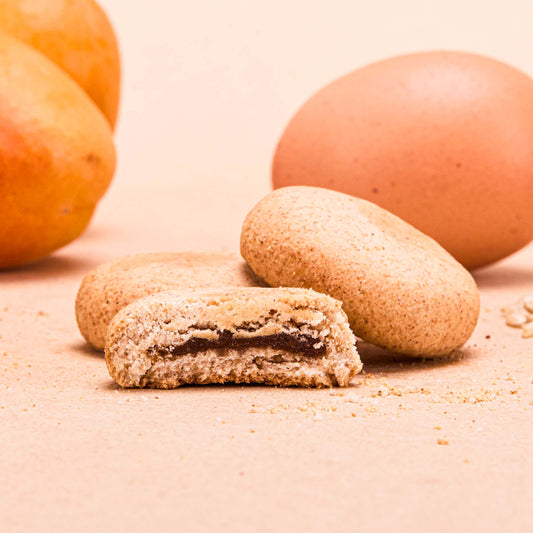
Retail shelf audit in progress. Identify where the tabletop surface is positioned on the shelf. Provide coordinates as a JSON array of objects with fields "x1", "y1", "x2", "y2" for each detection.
[{"x1": 2, "y1": 176, "x2": 532, "y2": 532}]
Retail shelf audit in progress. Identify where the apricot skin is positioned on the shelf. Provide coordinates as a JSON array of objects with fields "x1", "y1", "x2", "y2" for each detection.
[
  {"x1": 0, "y1": 0, "x2": 120, "y2": 128},
  {"x1": 0, "y1": 32, "x2": 115, "y2": 269}
]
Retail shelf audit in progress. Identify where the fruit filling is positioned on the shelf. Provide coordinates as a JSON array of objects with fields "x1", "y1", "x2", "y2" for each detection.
[{"x1": 148, "y1": 330, "x2": 326, "y2": 358}]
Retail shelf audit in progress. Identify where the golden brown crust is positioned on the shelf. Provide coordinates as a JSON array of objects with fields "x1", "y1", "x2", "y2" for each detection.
[
  {"x1": 76, "y1": 252, "x2": 267, "y2": 350},
  {"x1": 105, "y1": 287, "x2": 361, "y2": 388},
  {"x1": 241, "y1": 186, "x2": 480, "y2": 357}
]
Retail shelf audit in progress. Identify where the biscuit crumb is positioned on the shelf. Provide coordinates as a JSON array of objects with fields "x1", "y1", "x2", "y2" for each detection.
[
  {"x1": 437, "y1": 438, "x2": 449, "y2": 445},
  {"x1": 521, "y1": 322, "x2": 533, "y2": 338},
  {"x1": 502, "y1": 297, "x2": 533, "y2": 335},
  {"x1": 506, "y1": 313, "x2": 526, "y2": 327}
]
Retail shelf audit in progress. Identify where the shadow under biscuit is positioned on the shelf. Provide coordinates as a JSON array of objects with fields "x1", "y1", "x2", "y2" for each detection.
[
  {"x1": 98, "y1": 380, "x2": 284, "y2": 393},
  {"x1": 69, "y1": 340, "x2": 104, "y2": 359},
  {"x1": 357, "y1": 340, "x2": 476, "y2": 375}
]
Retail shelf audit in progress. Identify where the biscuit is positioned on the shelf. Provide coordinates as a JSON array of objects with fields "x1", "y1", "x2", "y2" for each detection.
[
  {"x1": 105, "y1": 287, "x2": 361, "y2": 388},
  {"x1": 241, "y1": 186, "x2": 480, "y2": 357},
  {"x1": 76, "y1": 252, "x2": 266, "y2": 350}
]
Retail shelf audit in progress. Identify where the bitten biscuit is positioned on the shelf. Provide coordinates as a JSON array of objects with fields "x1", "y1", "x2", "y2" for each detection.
[
  {"x1": 105, "y1": 287, "x2": 361, "y2": 388},
  {"x1": 76, "y1": 252, "x2": 266, "y2": 350},
  {"x1": 241, "y1": 186, "x2": 480, "y2": 357}
]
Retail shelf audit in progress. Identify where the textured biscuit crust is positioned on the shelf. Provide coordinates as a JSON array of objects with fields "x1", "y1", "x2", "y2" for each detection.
[
  {"x1": 241, "y1": 186, "x2": 480, "y2": 357},
  {"x1": 76, "y1": 252, "x2": 266, "y2": 350},
  {"x1": 105, "y1": 287, "x2": 361, "y2": 388}
]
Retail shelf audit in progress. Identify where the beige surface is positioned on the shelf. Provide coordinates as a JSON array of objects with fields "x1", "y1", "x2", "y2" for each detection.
[
  {"x1": 2, "y1": 0, "x2": 533, "y2": 531},
  {"x1": 2, "y1": 175, "x2": 532, "y2": 533}
]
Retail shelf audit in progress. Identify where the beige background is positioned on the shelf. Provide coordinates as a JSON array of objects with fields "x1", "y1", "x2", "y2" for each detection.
[
  {"x1": 109, "y1": 0, "x2": 533, "y2": 195},
  {"x1": 2, "y1": 1, "x2": 533, "y2": 532}
]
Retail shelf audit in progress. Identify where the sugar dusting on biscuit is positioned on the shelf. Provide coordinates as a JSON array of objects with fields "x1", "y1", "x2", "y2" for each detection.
[{"x1": 241, "y1": 186, "x2": 480, "y2": 357}]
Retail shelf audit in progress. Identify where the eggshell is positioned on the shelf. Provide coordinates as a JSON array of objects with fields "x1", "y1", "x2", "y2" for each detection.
[
  {"x1": 272, "y1": 51, "x2": 533, "y2": 269},
  {"x1": 241, "y1": 186, "x2": 480, "y2": 357}
]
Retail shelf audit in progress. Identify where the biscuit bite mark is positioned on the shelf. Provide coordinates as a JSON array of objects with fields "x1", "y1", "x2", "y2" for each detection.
[{"x1": 105, "y1": 287, "x2": 361, "y2": 388}]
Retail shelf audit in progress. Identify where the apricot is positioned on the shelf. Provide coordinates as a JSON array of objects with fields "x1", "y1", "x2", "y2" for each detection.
[
  {"x1": 0, "y1": 0, "x2": 120, "y2": 128},
  {"x1": 0, "y1": 32, "x2": 115, "y2": 269}
]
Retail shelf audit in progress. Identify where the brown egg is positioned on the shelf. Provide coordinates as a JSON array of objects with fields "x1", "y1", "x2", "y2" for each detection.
[{"x1": 272, "y1": 51, "x2": 533, "y2": 269}]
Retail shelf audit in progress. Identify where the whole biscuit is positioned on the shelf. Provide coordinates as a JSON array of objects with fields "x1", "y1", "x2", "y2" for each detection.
[
  {"x1": 241, "y1": 186, "x2": 480, "y2": 357},
  {"x1": 76, "y1": 252, "x2": 267, "y2": 350}
]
